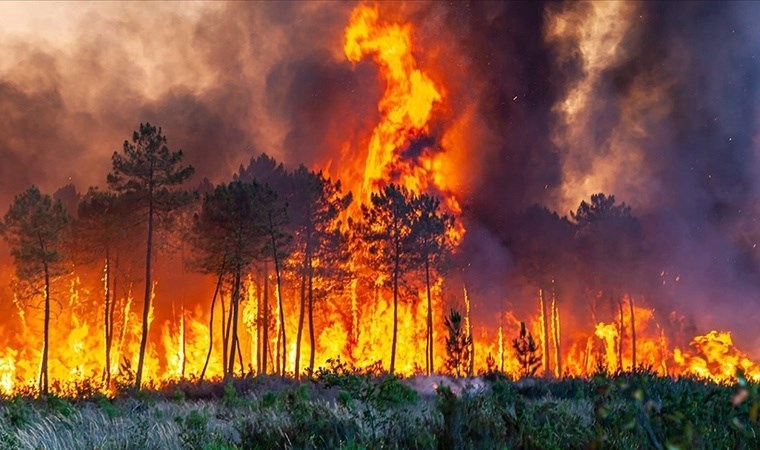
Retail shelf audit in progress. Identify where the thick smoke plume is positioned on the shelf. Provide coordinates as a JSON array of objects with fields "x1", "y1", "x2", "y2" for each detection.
[{"x1": 1, "y1": 1, "x2": 759, "y2": 356}]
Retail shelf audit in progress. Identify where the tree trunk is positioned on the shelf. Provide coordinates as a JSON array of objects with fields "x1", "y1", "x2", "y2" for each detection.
[
  {"x1": 236, "y1": 332, "x2": 244, "y2": 377},
  {"x1": 200, "y1": 268, "x2": 224, "y2": 381},
  {"x1": 308, "y1": 251, "x2": 316, "y2": 375},
  {"x1": 106, "y1": 253, "x2": 118, "y2": 388},
  {"x1": 226, "y1": 269, "x2": 242, "y2": 379},
  {"x1": 269, "y1": 215, "x2": 286, "y2": 376},
  {"x1": 262, "y1": 261, "x2": 269, "y2": 374},
  {"x1": 551, "y1": 283, "x2": 562, "y2": 377},
  {"x1": 539, "y1": 289, "x2": 550, "y2": 376},
  {"x1": 425, "y1": 255, "x2": 433, "y2": 375},
  {"x1": 256, "y1": 275, "x2": 262, "y2": 374},
  {"x1": 617, "y1": 295, "x2": 624, "y2": 372},
  {"x1": 41, "y1": 256, "x2": 51, "y2": 396},
  {"x1": 180, "y1": 303, "x2": 186, "y2": 378},
  {"x1": 390, "y1": 251, "x2": 399, "y2": 375},
  {"x1": 465, "y1": 289, "x2": 474, "y2": 377},
  {"x1": 295, "y1": 256, "x2": 307, "y2": 379},
  {"x1": 221, "y1": 290, "x2": 228, "y2": 375},
  {"x1": 629, "y1": 296, "x2": 637, "y2": 371},
  {"x1": 102, "y1": 250, "x2": 111, "y2": 387},
  {"x1": 135, "y1": 177, "x2": 154, "y2": 391}
]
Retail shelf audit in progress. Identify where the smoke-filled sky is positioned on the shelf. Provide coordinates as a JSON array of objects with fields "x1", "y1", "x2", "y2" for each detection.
[{"x1": 2, "y1": 2, "x2": 760, "y2": 352}]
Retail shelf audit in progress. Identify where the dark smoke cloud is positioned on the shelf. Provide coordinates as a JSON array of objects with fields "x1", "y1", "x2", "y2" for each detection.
[{"x1": 0, "y1": 2, "x2": 362, "y2": 211}]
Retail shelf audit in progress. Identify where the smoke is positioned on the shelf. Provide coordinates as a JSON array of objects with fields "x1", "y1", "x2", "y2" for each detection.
[
  {"x1": 0, "y1": 2, "x2": 363, "y2": 210},
  {"x1": 1, "y1": 2, "x2": 760, "y2": 354}
]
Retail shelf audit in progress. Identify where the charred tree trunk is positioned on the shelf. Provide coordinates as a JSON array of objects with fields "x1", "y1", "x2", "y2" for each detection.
[
  {"x1": 105, "y1": 253, "x2": 119, "y2": 387},
  {"x1": 200, "y1": 268, "x2": 224, "y2": 381},
  {"x1": 307, "y1": 251, "x2": 316, "y2": 375},
  {"x1": 629, "y1": 296, "x2": 637, "y2": 371},
  {"x1": 295, "y1": 257, "x2": 307, "y2": 379},
  {"x1": 225, "y1": 269, "x2": 242, "y2": 379},
  {"x1": 465, "y1": 289, "x2": 474, "y2": 377},
  {"x1": 180, "y1": 303, "x2": 186, "y2": 378},
  {"x1": 262, "y1": 261, "x2": 269, "y2": 374},
  {"x1": 617, "y1": 294, "x2": 624, "y2": 372},
  {"x1": 425, "y1": 254, "x2": 433, "y2": 375},
  {"x1": 135, "y1": 164, "x2": 155, "y2": 391},
  {"x1": 269, "y1": 214, "x2": 287, "y2": 376},
  {"x1": 40, "y1": 237, "x2": 51, "y2": 396},
  {"x1": 256, "y1": 274, "x2": 262, "y2": 374},
  {"x1": 390, "y1": 245, "x2": 400, "y2": 375},
  {"x1": 221, "y1": 290, "x2": 228, "y2": 375},
  {"x1": 236, "y1": 332, "x2": 244, "y2": 377}
]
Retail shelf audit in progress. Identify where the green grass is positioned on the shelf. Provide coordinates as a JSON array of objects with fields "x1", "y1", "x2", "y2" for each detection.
[{"x1": 0, "y1": 371, "x2": 757, "y2": 449}]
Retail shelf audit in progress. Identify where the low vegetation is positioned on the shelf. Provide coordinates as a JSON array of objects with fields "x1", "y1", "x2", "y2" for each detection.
[{"x1": 0, "y1": 368, "x2": 758, "y2": 449}]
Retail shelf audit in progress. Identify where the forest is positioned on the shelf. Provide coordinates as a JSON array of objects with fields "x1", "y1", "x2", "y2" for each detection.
[
  {"x1": 2, "y1": 1, "x2": 760, "y2": 445},
  {"x1": 1, "y1": 120, "x2": 754, "y2": 401}
]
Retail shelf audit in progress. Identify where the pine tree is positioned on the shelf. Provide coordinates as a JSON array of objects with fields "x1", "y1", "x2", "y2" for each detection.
[
  {"x1": 353, "y1": 184, "x2": 415, "y2": 374},
  {"x1": 512, "y1": 322, "x2": 542, "y2": 378},
  {"x1": 188, "y1": 181, "x2": 271, "y2": 379},
  {"x1": 408, "y1": 193, "x2": 454, "y2": 375},
  {"x1": 289, "y1": 166, "x2": 351, "y2": 378},
  {"x1": 1, "y1": 186, "x2": 69, "y2": 395},
  {"x1": 443, "y1": 308, "x2": 471, "y2": 377},
  {"x1": 107, "y1": 123, "x2": 194, "y2": 390},
  {"x1": 75, "y1": 188, "x2": 135, "y2": 387}
]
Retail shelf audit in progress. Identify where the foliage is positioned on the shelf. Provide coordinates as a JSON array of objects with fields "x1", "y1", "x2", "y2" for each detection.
[
  {"x1": 513, "y1": 321, "x2": 542, "y2": 378},
  {"x1": 0, "y1": 373, "x2": 756, "y2": 449},
  {"x1": 107, "y1": 122, "x2": 195, "y2": 391},
  {"x1": 443, "y1": 309, "x2": 472, "y2": 377},
  {"x1": 352, "y1": 184, "x2": 416, "y2": 375},
  {"x1": 0, "y1": 186, "x2": 69, "y2": 395}
]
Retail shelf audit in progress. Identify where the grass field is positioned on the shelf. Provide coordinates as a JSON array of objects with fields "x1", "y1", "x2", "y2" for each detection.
[{"x1": 0, "y1": 368, "x2": 758, "y2": 449}]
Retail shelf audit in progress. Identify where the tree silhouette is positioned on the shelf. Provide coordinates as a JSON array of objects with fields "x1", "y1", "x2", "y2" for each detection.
[
  {"x1": 188, "y1": 181, "x2": 273, "y2": 379},
  {"x1": 289, "y1": 166, "x2": 352, "y2": 378},
  {"x1": 512, "y1": 322, "x2": 541, "y2": 378},
  {"x1": 443, "y1": 308, "x2": 471, "y2": 377},
  {"x1": 573, "y1": 193, "x2": 643, "y2": 370},
  {"x1": 408, "y1": 193, "x2": 455, "y2": 375},
  {"x1": 107, "y1": 123, "x2": 194, "y2": 390},
  {"x1": 234, "y1": 154, "x2": 288, "y2": 374},
  {"x1": 1, "y1": 186, "x2": 69, "y2": 395},
  {"x1": 75, "y1": 188, "x2": 136, "y2": 387},
  {"x1": 261, "y1": 185, "x2": 291, "y2": 376},
  {"x1": 352, "y1": 184, "x2": 415, "y2": 374}
]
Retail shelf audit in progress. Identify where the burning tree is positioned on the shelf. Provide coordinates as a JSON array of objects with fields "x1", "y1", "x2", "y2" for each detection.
[
  {"x1": 235, "y1": 154, "x2": 289, "y2": 374},
  {"x1": 74, "y1": 188, "x2": 136, "y2": 387},
  {"x1": 408, "y1": 193, "x2": 455, "y2": 375},
  {"x1": 506, "y1": 205, "x2": 574, "y2": 376},
  {"x1": 289, "y1": 166, "x2": 352, "y2": 378},
  {"x1": 1, "y1": 186, "x2": 69, "y2": 395},
  {"x1": 573, "y1": 193, "x2": 643, "y2": 370},
  {"x1": 443, "y1": 308, "x2": 471, "y2": 378},
  {"x1": 107, "y1": 123, "x2": 194, "y2": 390},
  {"x1": 352, "y1": 184, "x2": 415, "y2": 375},
  {"x1": 188, "y1": 181, "x2": 278, "y2": 379},
  {"x1": 261, "y1": 185, "x2": 291, "y2": 375},
  {"x1": 513, "y1": 322, "x2": 542, "y2": 378}
]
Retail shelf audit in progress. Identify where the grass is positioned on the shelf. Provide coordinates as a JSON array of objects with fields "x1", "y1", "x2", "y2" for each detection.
[{"x1": 0, "y1": 370, "x2": 757, "y2": 449}]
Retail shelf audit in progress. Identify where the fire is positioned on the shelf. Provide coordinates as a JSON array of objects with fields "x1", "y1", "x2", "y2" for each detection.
[
  {"x1": 674, "y1": 331, "x2": 760, "y2": 382},
  {"x1": 344, "y1": 4, "x2": 442, "y2": 200},
  {"x1": 0, "y1": 3, "x2": 759, "y2": 398}
]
